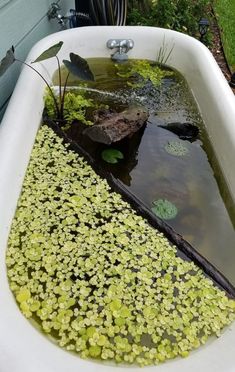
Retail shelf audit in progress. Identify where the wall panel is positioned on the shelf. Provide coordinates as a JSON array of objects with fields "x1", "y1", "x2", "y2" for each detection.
[{"x1": 0, "y1": 0, "x2": 74, "y2": 120}]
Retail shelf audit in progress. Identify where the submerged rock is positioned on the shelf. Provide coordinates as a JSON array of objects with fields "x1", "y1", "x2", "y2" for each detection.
[
  {"x1": 83, "y1": 106, "x2": 149, "y2": 144},
  {"x1": 159, "y1": 122, "x2": 199, "y2": 141}
]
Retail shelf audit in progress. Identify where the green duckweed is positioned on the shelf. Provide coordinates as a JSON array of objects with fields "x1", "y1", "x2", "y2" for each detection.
[
  {"x1": 6, "y1": 125, "x2": 235, "y2": 367},
  {"x1": 116, "y1": 59, "x2": 173, "y2": 88}
]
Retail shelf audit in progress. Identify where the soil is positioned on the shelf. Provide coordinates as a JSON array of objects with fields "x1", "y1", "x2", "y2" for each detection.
[{"x1": 209, "y1": 7, "x2": 235, "y2": 94}]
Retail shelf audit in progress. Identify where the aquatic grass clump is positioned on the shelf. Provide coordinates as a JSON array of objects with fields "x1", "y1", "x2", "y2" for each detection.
[{"x1": 6, "y1": 125, "x2": 235, "y2": 367}]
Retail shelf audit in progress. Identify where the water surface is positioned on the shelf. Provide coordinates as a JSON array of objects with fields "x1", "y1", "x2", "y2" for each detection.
[{"x1": 55, "y1": 58, "x2": 235, "y2": 285}]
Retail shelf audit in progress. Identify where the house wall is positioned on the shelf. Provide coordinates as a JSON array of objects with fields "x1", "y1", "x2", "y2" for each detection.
[{"x1": 0, "y1": 0, "x2": 74, "y2": 120}]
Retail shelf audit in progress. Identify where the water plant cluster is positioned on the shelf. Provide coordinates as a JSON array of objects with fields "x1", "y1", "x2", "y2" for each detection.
[
  {"x1": 44, "y1": 88, "x2": 94, "y2": 126},
  {"x1": 151, "y1": 199, "x2": 178, "y2": 220},
  {"x1": 115, "y1": 59, "x2": 173, "y2": 88},
  {"x1": 0, "y1": 41, "x2": 94, "y2": 123},
  {"x1": 6, "y1": 125, "x2": 235, "y2": 366}
]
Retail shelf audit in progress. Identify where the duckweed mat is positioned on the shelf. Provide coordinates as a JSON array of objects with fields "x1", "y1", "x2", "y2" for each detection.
[{"x1": 6, "y1": 125, "x2": 235, "y2": 366}]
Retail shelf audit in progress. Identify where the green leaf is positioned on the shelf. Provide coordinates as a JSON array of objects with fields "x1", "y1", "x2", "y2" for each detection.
[
  {"x1": 151, "y1": 199, "x2": 178, "y2": 220},
  {"x1": 0, "y1": 46, "x2": 15, "y2": 76},
  {"x1": 32, "y1": 41, "x2": 63, "y2": 63},
  {"x1": 101, "y1": 149, "x2": 124, "y2": 164},
  {"x1": 63, "y1": 53, "x2": 94, "y2": 81}
]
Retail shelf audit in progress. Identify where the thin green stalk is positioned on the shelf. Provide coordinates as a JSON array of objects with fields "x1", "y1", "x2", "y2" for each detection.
[
  {"x1": 15, "y1": 58, "x2": 60, "y2": 118},
  {"x1": 55, "y1": 55, "x2": 62, "y2": 112},
  {"x1": 60, "y1": 71, "x2": 70, "y2": 120}
]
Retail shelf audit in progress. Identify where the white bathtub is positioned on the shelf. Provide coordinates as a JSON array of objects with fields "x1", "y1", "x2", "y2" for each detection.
[{"x1": 0, "y1": 26, "x2": 235, "y2": 372}]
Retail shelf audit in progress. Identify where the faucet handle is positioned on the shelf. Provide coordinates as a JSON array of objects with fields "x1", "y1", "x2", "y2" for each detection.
[
  {"x1": 126, "y1": 39, "x2": 134, "y2": 50},
  {"x1": 107, "y1": 39, "x2": 134, "y2": 52},
  {"x1": 47, "y1": 2, "x2": 61, "y2": 20}
]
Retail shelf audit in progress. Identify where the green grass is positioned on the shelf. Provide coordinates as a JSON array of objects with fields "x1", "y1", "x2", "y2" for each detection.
[{"x1": 214, "y1": 0, "x2": 235, "y2": 71}]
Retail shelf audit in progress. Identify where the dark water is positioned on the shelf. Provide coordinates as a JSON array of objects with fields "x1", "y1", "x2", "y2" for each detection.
[{"x1": 54, "y1": 58, "x2": 235, "y2": 285}]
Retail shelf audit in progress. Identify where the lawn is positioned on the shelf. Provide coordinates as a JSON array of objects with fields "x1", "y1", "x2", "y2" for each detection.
[{"x1": 213, "y1": 0, "x2": 235, "y2": 71}]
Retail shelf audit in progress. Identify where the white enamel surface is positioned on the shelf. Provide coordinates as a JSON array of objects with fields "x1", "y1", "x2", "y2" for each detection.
[{"x1": 0, "y1": 26, "x2": 235, "y2": 372}]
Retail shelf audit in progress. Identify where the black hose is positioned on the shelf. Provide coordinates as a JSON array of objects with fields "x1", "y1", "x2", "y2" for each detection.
[{"x1": 89, "y1": 0, "x2": 127, "y2": 25}]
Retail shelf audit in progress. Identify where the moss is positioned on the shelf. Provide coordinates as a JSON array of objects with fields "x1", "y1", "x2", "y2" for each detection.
[{"x1": 6, "y1": 125, "x2": 235, "y2": 366}]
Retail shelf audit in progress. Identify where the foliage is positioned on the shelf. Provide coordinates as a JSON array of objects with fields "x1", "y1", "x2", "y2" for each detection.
[
  {"x1": 63, "y1": 53, "x2": 95, "y2": 82},
  {"x1": 0, "y1": 42, "x2": 94, "y2": 122},
  {"x1": 151, "y1": 199, "x2": 178, "y2": 220},
  {"x1": 32, "y1": 42, "x2": 64, "y2": 63},
  {"x1": 6, "y1": 125, "x2": 235, "y2": 366},
  {"x1": 214, "y1": 1, "x2": 235, "y2": 71},
  {"x1": 127, "y1": 5, "x2": 158, "y2": 26},
  {"x1": 116, "y1": 59, "x2": 173, "y2": 88},
  {"x1": 128, "y1": 0, "x2": 153, "y2": 12},
  {"x1": 127, "y1": 0, "x2": 210, "y2": 37},
  {"x1": 44, "y1": 89, "x2": 93, "y2": 126},
  {"x1": 164, "y1": 140, "x2": 189, "y2": 156},
  {"x1": 101, "y1": 149, "x2": 124, "y2": 164}
]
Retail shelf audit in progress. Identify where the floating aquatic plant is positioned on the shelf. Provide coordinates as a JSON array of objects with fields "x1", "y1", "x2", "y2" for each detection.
[
  {"x1": 44, "y1": 89, "x2": 94, "y2": 126},
  {"x1": 101, "y1": 148, "x2": 124, "y2": 164},
  {"x1": 151, "y1": 199, "x2": 178, "y2": 220},
  {"x1": 164, "y1": 140, "x2": 189, "y2": 156},
  {"x1": 6, "y1": 125, "x2": 235, "y2": 367},
  {"x1": 116, "y1": 59, "x2": 173, "y2": 88}
]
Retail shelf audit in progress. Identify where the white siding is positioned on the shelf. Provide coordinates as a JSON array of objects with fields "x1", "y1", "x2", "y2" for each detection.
[{"x1": 0, "y1": 0, "x2": 74, "y2": 120}]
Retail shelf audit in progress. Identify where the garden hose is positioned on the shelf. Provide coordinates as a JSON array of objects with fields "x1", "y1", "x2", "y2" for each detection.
[{"x1": 89, "y1": 0, "x2": 127, "y2": 25}]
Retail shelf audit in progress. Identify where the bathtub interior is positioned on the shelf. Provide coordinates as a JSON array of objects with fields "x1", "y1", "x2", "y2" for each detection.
[{"x1": 0, "y1": 26, "x2": 235, "y2": 372}]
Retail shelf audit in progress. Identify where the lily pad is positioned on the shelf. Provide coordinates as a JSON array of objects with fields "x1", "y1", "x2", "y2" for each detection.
[
  {"x1": 151, "y1": 199, "x2": 178, "y2": 220},
  {"x1": 101, "y1": 149, "x2": 124, "y2": 164},
  {"x1": 164, "y1": 140, "x2": 189, "y2": 156}
]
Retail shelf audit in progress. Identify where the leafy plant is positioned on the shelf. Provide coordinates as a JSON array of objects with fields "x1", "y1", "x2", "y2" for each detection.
[
  {"x1": 0, "y1": 42, "x2": 94, "y2": 122},
  {"x1": 127, "y1": 0, "x2": 210, "y2": 37},
  {"x1": 44, "y1": 89, "x2": 93, "y2": 126},
  {"x1": 101, "y1": 148, "x2": 124, "y2": 164}
]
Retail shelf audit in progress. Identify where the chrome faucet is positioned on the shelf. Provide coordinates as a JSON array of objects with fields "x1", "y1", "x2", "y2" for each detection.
[
  {"x1": 107, "y1": 39, "x2": 134, "y2": 61},
  {"x1": 47, "y1": 2, "x2": 66, "y2": 28},
  {"x1": 47, "y1": 3, "x2": 91, "y2": 29}
]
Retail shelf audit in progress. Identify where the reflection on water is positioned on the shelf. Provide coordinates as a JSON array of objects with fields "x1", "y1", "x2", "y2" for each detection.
[{"x1": 55, "y1": 58, "x2": 235, "y2": 285}]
